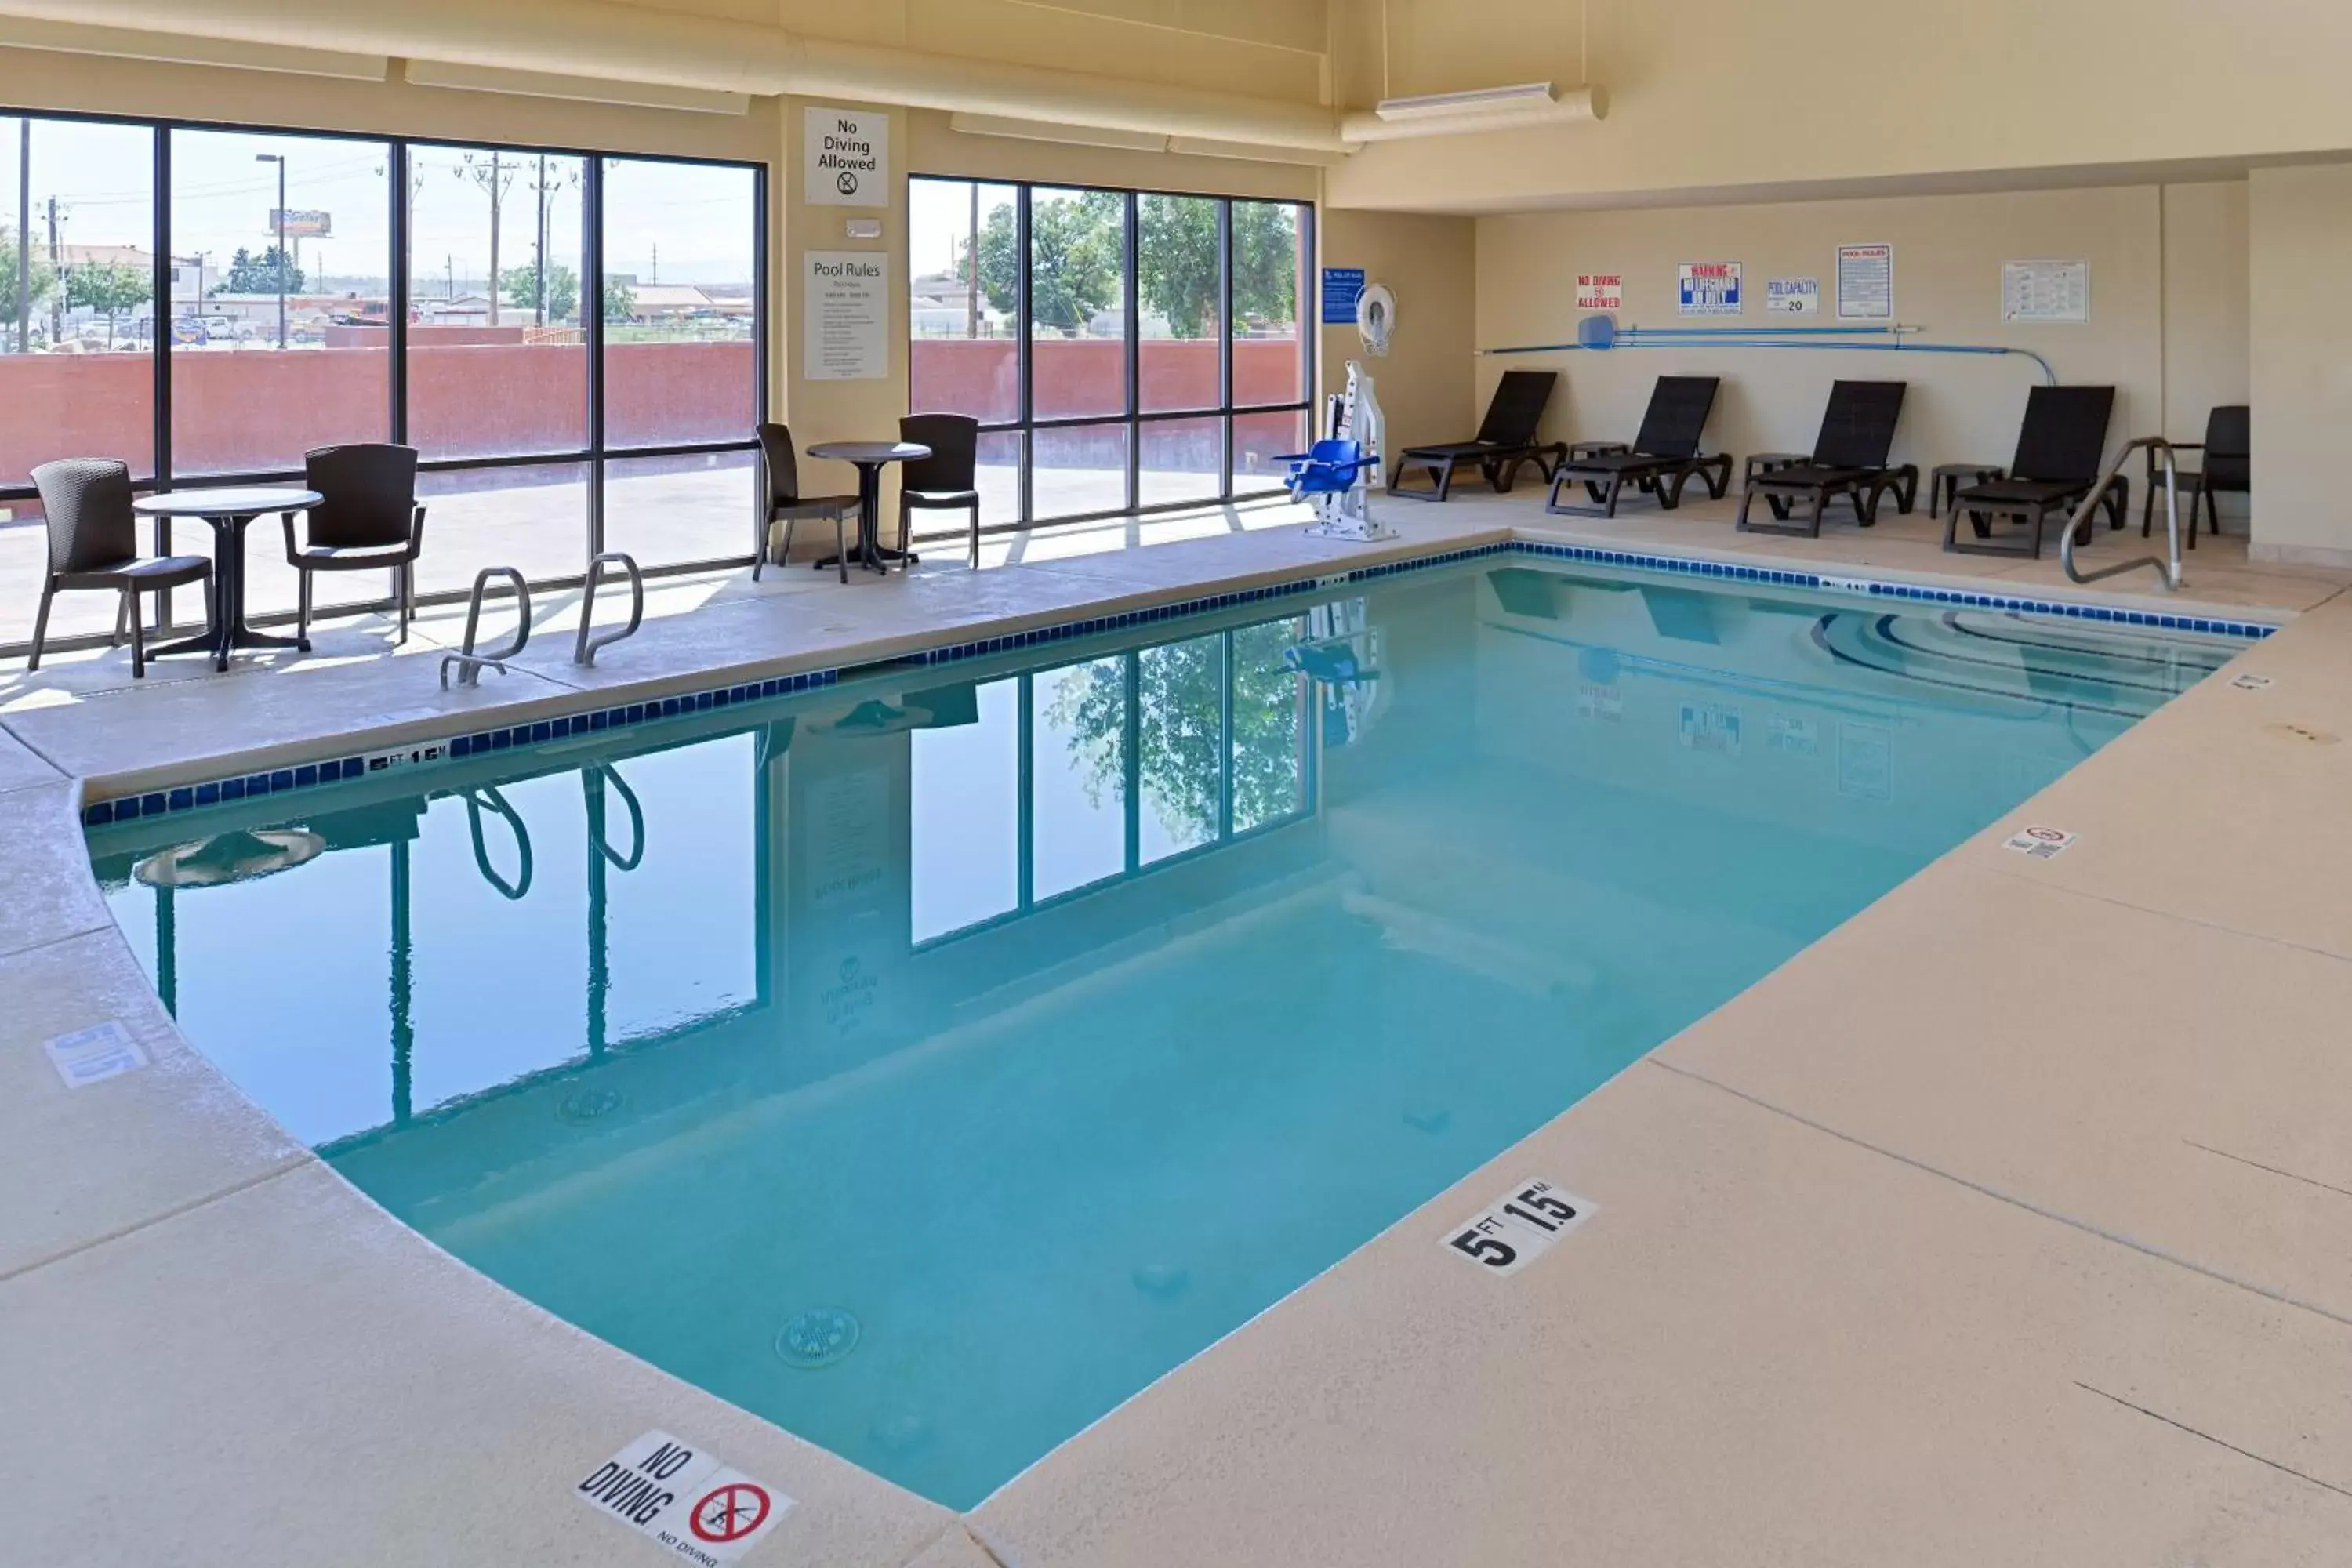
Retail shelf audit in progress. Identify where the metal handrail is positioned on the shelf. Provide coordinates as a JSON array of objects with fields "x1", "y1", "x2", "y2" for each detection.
[
  {"x1": 462, "y1": 786, "x2": 533, "y2": 900},
  {"x1": 2060, "y1": 436, "x2": 2183, "y2": 592},
  {"x1": 586, "y1": 764, "x2": 645, "y2": 872},
  {"x1": 574, "y1": 551, "x2": 644, "y2": 667},
  {"x1": 439, "y1": 567, "x2": 533, "y2": 688}
]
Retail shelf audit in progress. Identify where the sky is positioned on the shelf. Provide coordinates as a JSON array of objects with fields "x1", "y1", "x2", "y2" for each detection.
[{"x1": 0, "y1": 114, "x2": 758, "y2": 293}]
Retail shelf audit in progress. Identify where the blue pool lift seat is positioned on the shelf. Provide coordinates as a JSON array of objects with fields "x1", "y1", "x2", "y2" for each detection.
[{"x1": 1278, "y1": 438, "x2": 1378, "y2": 502}]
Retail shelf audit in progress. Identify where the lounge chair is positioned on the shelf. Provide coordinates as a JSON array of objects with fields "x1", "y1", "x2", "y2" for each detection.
[
  {"x1": 1944, "y1": 385, "x2": 2126, "y2": 558},
  {"x1": 1545, "y1": 376, "x2": 1732, "y2": 517},
  {"x1": 1389, "y1": 369, "x2": 1568, "y2": 501},
  {"x1": 2140, "y1": 403, "x2": 2246, "y2": 549},
  {"x1": 1736, "y1": 380, "x2": 1917, "y2": 537}
]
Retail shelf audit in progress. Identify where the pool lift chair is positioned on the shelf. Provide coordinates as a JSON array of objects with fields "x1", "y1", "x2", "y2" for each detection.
[{"x1": 1279, "y1": 360, "x2": 1396, "y2": 543}]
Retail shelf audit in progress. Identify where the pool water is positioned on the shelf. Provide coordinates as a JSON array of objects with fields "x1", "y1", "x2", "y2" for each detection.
[{"x1": 86, "y1": 558, "x2": 2242, "y2": 1508}]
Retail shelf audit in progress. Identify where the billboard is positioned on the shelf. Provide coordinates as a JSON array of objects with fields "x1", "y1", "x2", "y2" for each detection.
[{"x1": 269, "y1": 209, "x2": 332, "y2": 238}]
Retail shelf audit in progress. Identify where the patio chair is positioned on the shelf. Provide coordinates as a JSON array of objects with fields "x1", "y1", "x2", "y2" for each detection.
[
  {"x1": 899, "y1": 413, "x2": 984, "y2": 569},
  {"x1": 27, "y1": 457, "x2": 212, "y2": 679},
  {"x1": 1944, "y1": 386, "x2": 2126, "y2": 558},
  {"x1": 1389, "y1": 369, "x2": 1569, "y2": 501},
  {"x1": 756, "y1": 423, "x2": 858, "y2": 583},
  {"x1": 1736, "y1": 381, "x2": 1917, "y2": 537},
  {"x1": 2142, "y1": 403, "x2": 2247, "y2": 549},
  {"x1": 285, "y1": 442, "x2": 426, "y2": 649},
  {"x1": 1545, "y1": 376, "x2": 1732, "y2": 517}
]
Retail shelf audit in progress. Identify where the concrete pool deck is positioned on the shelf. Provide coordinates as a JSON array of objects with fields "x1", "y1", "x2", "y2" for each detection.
[{"x1": 4, "y1": 488, "x2": 2350, "y2": 1565}]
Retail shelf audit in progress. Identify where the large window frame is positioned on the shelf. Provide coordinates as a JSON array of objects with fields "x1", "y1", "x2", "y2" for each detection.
[
  {"x1": 0, "y1": 107, "x2": 767, "y2": 659},
  {"x1": 907, "y1": 175, "x2": 1313, "y2": 535}
]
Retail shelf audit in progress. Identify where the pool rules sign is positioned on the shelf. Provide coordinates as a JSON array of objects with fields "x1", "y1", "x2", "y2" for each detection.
[
  {"x1": 806, "y1": 107, "x2": 887, "y2": 205},
  {"x1": 578, "y1": 1431, "x2": 790, "y2": 1564}
]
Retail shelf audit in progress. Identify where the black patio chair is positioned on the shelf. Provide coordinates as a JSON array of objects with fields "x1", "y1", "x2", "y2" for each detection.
[
  {"x1": 1944, "y1": 385, "x2": 2126, "y2": 559},
  {"x1": 1737, "y1": 381, "x2": 1918, "y2": 537},
  {"x1": 1389, "y1": 370, "x2": 1569, "y2": 501},
  {"x1": 2142, "y1": 404, "x2": 2247, "y2": 549},
  {"x1": 755, "y1": 423, "x2": 858, "y2": 583},
  {"x1": 1545, "y1": 376, "x2": 1732, "y2": 517},
  {"x1": 27, "y1": 457, "x2": 212, "y2": 679},
  {"x1": 285, "y1": 442, "x2": 426, "y2": 649},
  {"x1": 899, "y1": 412, "x2": 983, "y2": 570}
]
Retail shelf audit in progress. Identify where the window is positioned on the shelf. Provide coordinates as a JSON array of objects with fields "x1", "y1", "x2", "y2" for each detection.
[
  {"x1": 909, "y1": 176, "x2": 1312, "y2": 533},
  {"x1": 0, "y1": 114, "x2": 158, "y2": 648},
  {"x1": 170, "y1": 128, "x2": 391, "y2": 485},
  {"x1": 601, "y1": 158, "x2": 760, "y2": 566},
  {"x1": 0, "y1": 107, "x2": 764, "y2": 662}
]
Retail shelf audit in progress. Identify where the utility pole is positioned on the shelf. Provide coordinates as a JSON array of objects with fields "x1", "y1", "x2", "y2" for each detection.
[
  {"x1": 462, "y1": 151, "x2": 512, "y2": 327},
  {"x1": 651, "y1": 241, "x2": 659, "y2": 285},
  {"x1": 255, "y1": 152, "x2": 287, "y2": 348},
  {"x1": 45, "y1": 194, "x2": 60, "y2": 349},
  {"x1": 16, "y1": 118, "x2": 29, "y2": 354},
  {"x1": 532, "y1": 153, "x2": 548, "y2": 328}
]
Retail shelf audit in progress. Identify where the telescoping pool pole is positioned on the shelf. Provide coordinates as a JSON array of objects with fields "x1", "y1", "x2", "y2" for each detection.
[{"x1": 1477, "y1": 315, "x2": 2057, "y2": 383}]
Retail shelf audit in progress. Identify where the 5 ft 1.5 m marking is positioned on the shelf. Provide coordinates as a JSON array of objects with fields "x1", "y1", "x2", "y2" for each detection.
[{"x1": 1441, "y1": 1178, "x2": 1594, "y2": 1278}]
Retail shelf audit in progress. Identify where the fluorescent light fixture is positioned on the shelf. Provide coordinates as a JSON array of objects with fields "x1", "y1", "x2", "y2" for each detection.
[{"x1": 1374, "y1": 82, "x2": 1556, "y2": 123}]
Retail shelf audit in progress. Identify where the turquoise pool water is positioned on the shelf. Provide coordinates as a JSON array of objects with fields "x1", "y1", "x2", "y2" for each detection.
[{"x1": 87, "y1": 558, "x2": 2242, "y2": 1508}]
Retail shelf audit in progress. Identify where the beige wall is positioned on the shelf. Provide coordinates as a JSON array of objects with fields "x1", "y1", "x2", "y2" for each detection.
[
  {"x1": 1475, "y1": 183, "x2": 2251, "y2": 523},
  {"x1": 2248, "y1": 163, "x2": 2352, "y2": 565},
  {"x1": 1317, "y1": 209, "x2": 1475, "y2": 461},
  {"x1": 1330, "y1": 0, "x2": 2352, "y2": 211}
]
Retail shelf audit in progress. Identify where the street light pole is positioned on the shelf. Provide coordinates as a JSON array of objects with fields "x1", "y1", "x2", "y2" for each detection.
[{"x1": 256, "y1": 152, "x2": 286, "y2": 348}]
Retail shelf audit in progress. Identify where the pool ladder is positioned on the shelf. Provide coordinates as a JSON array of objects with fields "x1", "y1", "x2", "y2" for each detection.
[
  {"x1": 2060, "y1": 436, "x2": 2186, "y2": 593},
  {"x1": 438, "y1": 554, "x2": 644, "y2": 688}
]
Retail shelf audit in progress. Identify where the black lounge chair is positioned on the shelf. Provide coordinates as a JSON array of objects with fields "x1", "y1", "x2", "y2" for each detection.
[
  {"x1": 2141, "y1": 403, "x2": 2247, "y2": 549},
  {"x1": 1545, "y1": 376, "x2": 1731, "y2": 517},
  {"x1": 1389, "y1": 369, "x2": 1567, "y2": 501},
  {"x1": 1944, "y1": 385, "x2": 2126, "y2": 559},
  {"x1": 1736, "y1": 380, "x2": 1918, "y2": 537}
]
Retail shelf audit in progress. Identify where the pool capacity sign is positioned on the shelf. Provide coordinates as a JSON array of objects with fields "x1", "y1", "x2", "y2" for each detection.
[
  {"x1": 578, "y1": 1431, "x2": 790, "y2": 1565},
  {"x1": 806, "y1": 107, "x2": 887, "y2": 205}
]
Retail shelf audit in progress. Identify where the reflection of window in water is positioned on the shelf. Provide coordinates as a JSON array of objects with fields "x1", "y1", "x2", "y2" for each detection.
[{"x1": 908, "y1": 615, "x2": 1316, "y2": 946}]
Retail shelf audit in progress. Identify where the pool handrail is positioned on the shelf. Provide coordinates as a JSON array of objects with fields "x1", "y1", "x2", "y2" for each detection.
[{"x1": 2061, "y1": 436, "x2": 2184, "y2": 592}]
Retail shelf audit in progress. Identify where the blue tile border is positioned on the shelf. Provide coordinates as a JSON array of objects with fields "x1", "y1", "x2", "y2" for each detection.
[{"x1": 78, "y1": 539, "x2": 2275, "y2": 830}]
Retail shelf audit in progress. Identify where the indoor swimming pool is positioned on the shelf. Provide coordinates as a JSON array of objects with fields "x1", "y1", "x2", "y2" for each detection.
[{"x1": 83, "y1": 556, "x2": 2247, "y2": 1509}]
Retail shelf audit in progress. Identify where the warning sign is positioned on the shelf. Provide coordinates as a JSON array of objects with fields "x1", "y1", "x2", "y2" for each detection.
[
  {"x1": 2002, "y1": 824, "x2": 2078, "y2": 859},
  {"x1": 578, "y1": 1432, "x2": 790, "y2": 1565},
  {"x1": 1575, "y1": 273, "x2": 1622, "y2": 310},
  {"x1": 1677, "y1": 260, "x2": 1742, "y2": 316},
  {"x1": 42, "y1": 1020, "x2": 147, "y2": 1088}
]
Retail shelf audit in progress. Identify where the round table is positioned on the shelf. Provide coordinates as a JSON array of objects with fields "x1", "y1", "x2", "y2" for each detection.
[
  {"x1": 806, "y1": 441, "x2": 931, "y2": 575},
  {"x1": 134, "y1": 487, "x2": 323, "y2": 670}
]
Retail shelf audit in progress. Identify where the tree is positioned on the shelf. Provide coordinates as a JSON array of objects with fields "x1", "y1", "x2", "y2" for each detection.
[
  {"x1": 1135, "y1": 196, "x2": 1221, "y2": 338},
  {"x1": 975, "y1": 190, "x2": 1121, "y2": 335},
  {"x1": 224, "y1": 245, "x2": 303, "y2": 295},
  {"x1": 0, "y1": 227, "x2": 56, "y2": 340},
  {"x1": 1229, "y1": 202, "x2": 1298, "y2": 329},
  {"x1": 1046, "y1": 619, "x2": 1307, "y2": 849},
  {"x1": 601, "y1": 277, "x2": 637, "y2": 324},
  {"x1": 65, "y1": 259, "x2": 151, "y2": 347},
  {"x1": 501, "y1": 261, "x2": 577, "y2": 322}
]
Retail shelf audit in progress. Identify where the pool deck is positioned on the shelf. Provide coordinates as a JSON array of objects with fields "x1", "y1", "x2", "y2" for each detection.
[{"x1": 5, "y1": 487, "x2": 2351, "y2": 1565}]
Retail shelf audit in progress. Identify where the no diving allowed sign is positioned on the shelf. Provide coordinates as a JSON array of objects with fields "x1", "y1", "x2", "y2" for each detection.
[{"x1": 578, "y1": 1432, "x2": 790, "y2": 1564}]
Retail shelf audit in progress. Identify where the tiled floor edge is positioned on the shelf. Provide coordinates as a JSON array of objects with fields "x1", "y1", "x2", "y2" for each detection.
[{"x1": 74, "y1": 532, "x2": 2274, "y2": 831}]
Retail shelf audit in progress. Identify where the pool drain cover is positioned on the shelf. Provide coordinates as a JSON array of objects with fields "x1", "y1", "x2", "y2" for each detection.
[{"x1": 777, "y1": 1307, "x2": 862, "y2": 1369}]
